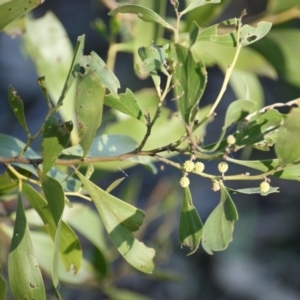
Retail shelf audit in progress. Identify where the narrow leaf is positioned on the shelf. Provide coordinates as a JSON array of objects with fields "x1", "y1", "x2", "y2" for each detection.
[
  {"x1": 75, "y1": 72, "x2": 105, "y2": 157},
  {"x1": 171, "y1": 44, "x2": 207, "y2": 123},
  {"x1": 58, "y1": 35, "x2": 85, "y2": 105},
  {"x1": 275, "y1": 107, "x2": 300, "y2": 165},
  {"x1": 104, "y1": 89, "x2": 144, "y2": 121},
  {"x1": 106, "y1": 177, "x2": 126, "y2": 194},
  {"x1": 80, "y1": 51, "x2": 120, "y2": 97},
  {"x1": 42, "y1": 116, "x2": 73, "y2": 173},
  {"x1": 8, "y1": 191, "x2": 46, "y2": 300},
  {"x1": 181, "y1": 0, "x2": 221, "y2": 15},
  {"x1": 179, "y1": 187, "x2": 203, "y2": 255},
  {"x1": 0, "y1": 171, "x2": 17, "y2": 196},
  {"x1": 108, "y1": 4, "x2": 174, "y2": 30},
  {"x1": 0, "y1": 0, "x2": 43, "y2": 32},
  {"x1": 75, "y1": 170, "x2": 155, "y2": 274},
  {"x1": 227, "y1": 186, "x2": 279, "y2": 196},
  {"x1": 23, "y1": 183, "x2": 82, "y2": 273},
  {"x1": 8, "y1": 85, "x2": 30, "y2": 134},
  {"x1": 202, "y1": 181, "x2": 238, "y2": 254}
]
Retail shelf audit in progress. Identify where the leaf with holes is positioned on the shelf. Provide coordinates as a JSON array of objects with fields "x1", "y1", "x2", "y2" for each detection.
[{"x1": 240, "y1": 21, "x2": 272, "y2": 46}]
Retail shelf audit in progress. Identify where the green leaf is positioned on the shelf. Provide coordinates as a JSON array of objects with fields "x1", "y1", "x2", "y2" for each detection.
[
  {"x1": 104, "y1": 287, "x2": 152, "y2": 300},
  {"x1": 0, "y1": 262, "x2": 7, "y2": 300},
  {"x1": 180, "y1": 0, "x2": 221, "y2": 15},
  {"x1": 179, "y1": 187, "x2": 203, "y2": 255},
  {"x1": 80, "y1": 51, "x2": 120, "y2": 97},
  {"x1": 227, "y1": 186, "x2": 279, "y2": 196},
  {"x1": 22, "y1": 183, "x2": 82, "y2": 273},
  {"x1": 8, "y1": 191, "x2": 45, "y2": 300},
  {"x1": 171, "y1": 44, "x2": 207, "y2": 123},
  {"x1": 0, "y1": 0, "x2": 42, "y2": 32},
  {"x1": 62, "y1": 134, "x2": 137, "y2": 157},
  {"x1": 239, "y1": 22, "x2": 272, "y2": 46},
  {"x1": 58, "y1": 35, "x2": 85, "y2": 105},
  {"x1": 8, "y1": 85, "x2": 30, "y2": 135},
  {"x1": 38, "y1": 171, "x2": 65, "y2": 289},
  {"x1": 76, "y1": 72, "x2": 105, "y2": 157},
  {"x1": 42, "y1": 116, "x2": 73, "y2": 173},
  {"x1": 275, "y1": 107, "x2": 300, "y2": 165},
  {"x1": 104, "y1": 89, "x2": 144, "y2": 121},
  {"x1": 202, "y1": 181, "x2": 238, "y2": 254},
  {"x1": 106, "y1": 177, "x2": 126, "y2": 194},
  {"x1": 75, "y1": 170, "x2": 155, "y2": 274},
  {"x1": 0, "y1": 171, "x2": 17, "y2": 196},
  {"x1": 108, "y1": 4, "x2": 174, "y2": 30}
]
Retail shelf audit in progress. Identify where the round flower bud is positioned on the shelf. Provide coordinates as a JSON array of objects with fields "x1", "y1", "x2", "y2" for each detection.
[
  {"x1": 194, "y1": 162, "x2": 205, "y2": 173},
  {"x1": 183, "y1": 160, "x2": 195, "y2": 172},
  {"x1": 218, "y1": 162, "x2": 228, "y2": 173},
  {"x1": 227, "y1": 135, "x2": 236, "y2": 145},
  {"x1": 260, "y1": 181, "x2": 270, "y2": 193},
  {"x1": 212, "y1": 180, "x2": 220, "y2": 192},
  {"x1": 180, "y1": 176, "x2": 190, "y2": 188}
]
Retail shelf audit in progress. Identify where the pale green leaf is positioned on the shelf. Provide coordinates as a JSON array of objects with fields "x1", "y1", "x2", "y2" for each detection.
[
  {"x1": 80, "y1": 51, "x2": 120, "y2": 97},
  {"x1": 23, "y1": 183, "x2": 82, "y2": 273},
  {"x1": 179, "y1": 187, "x2": 203, "y2": 255},
  {"x1": 75, "y1": 170, "x2": 155, "y2": 274},
  {"x1": 62, "y1": 134, "x2": 137, "y2": 157},
  {"x1": 0, "y1": 0, "x2": 43, "y2": 32},
  {"x1": 76, "y1": 72, "x2": 105, "y2": 157},
  {"x1": 8, "y1": 192, "x2": 45, "y2": 300},
  {"x1": 0, "y1": 171, "x2": 17, "y2": 196},
  {"x1": 108, "y1": 4, "x2": 174, "y2": 30},
  {"x1": 239, "y1": 22, "x2": 272, "y2": 46},
  {"x1": 42, "y1": 116, "x2": 73, "y2": 173},
  {"x1": 8, "y1": 85, "x2": 30, "y2": 135},
  {"x1": 275, "y1": 107, "x2": 300, "y2": 165},
  {"x1": 181, "y1": 0, "x2": 221, "y2": 15},
  {"x1": 106, "y1": 177, "x2": 126, "y2": 194},
  {"x1": 104, "y1": 89, "x2": 144, "y2": 121},
  {"x1": 227, "y1": 186, "x2": 279, "y2": 196},
  {"x1": 202, "y1": 181, "x2": 238, "y2": 254}
]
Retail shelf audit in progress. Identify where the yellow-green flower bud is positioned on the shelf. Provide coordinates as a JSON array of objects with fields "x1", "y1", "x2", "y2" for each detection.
[
  {"x1": 180, "y1": 176, "x2": 190, "y2": 188},
  {"x1": 212, "y1": 180, "x2": 220, "y2": 192},
  {"x1": 194, "y1": 162, "x2": 205, "y2": 173},
  {"x1": 218, "y1": 162, "x2": 228, "y2": 173},
  {"x1": 260, "y1": 181, "x2": 270, "y2": 193},
  {"x1": 183, "y1": 160, "x2": 195, "y2": 172},
  {"x1": 227, "y1": 135, "x2": 236, "y2": 145}
]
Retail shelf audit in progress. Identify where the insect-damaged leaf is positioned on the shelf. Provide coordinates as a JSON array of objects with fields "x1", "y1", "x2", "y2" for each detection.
[{"x1": 75, "y1": 170, "x2": 155, "y2": 274}]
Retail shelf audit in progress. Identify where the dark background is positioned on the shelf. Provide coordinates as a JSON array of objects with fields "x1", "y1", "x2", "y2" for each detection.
[{"x1": 1, "y1": 0, "x2": 300, "y2": 299}]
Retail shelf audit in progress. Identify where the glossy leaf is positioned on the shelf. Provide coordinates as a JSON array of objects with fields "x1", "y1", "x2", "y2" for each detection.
[
  {"x1": 42, "y1": 116, "x2": 73, "y2": 173},
  {"x1": 104, "y1": 89, "x2": 144, "y2": 121},
  {"x1": 76, "y1": 72, "x2": 105, "y2": 157},
  {"x1": 80, "y1": 51, "x2": 120, "y2": 97},
  {"x1": 8, "y1": 85, "x2": 30, "y2": 135},
  {"x1": 202, "y1": 181, "x2": 238, "y2": 254},
  {"x1": 108, "y1": 4, "x2": 174, "y2": 30},
  {"x1": 275, "y1": 107, "x2": 300, "y2": 165},
  {"x1": 239, "y1": 22, "x2": 272, "y2": 46},
  {"x1": 179, "y1": 187, "x2": 203, "y2": 255},
  {"x1": 62, "y1": 134, "x2": 137, "y2": 157},
  {"x1": 23, "y1": 183, "x2": 82, "y2": 273},
  {"x1": 180, "y1": 0, "x2": 221, "y2": 15},
  {"x1": 58, "y1": 35, "x2": 85, "y2": 105},
  {"x1": 8, "y1": 191, "x2": 45, "y2": 300},
  {"x1": 227, "y1": 186, "x2": 279, "y2": 196},
  {"x1": 0, "y1": 0, "x2": 43, "y2": 32},
  {"x1": 75, "y1": 170, "x2": 155, "y2": 274},
  {"x1": 171, "y1": 44, "x2": 207, "y2": 123}
]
